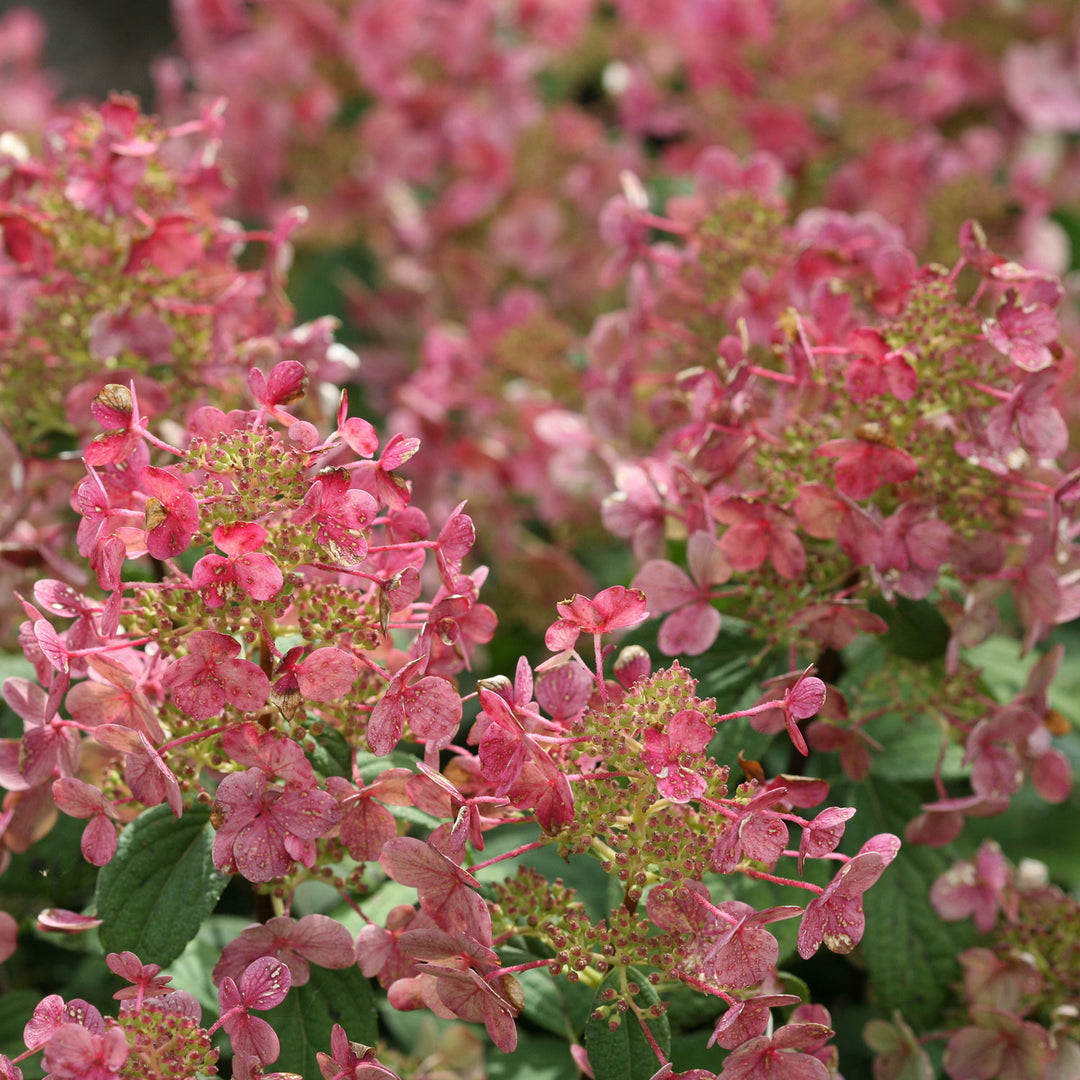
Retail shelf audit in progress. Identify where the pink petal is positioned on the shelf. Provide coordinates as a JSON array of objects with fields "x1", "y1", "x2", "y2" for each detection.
[
  {"x1": 294, "y1": 648, "x2": 360, "y2": 701},
  {"x1": 239, "y1": 957, "x2": 291, "y2": 1010}
]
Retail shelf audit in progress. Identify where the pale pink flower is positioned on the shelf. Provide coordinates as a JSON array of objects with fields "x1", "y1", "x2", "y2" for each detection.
[{"x1": 213, "y1": 914, "x2": 355, "y2": 988}]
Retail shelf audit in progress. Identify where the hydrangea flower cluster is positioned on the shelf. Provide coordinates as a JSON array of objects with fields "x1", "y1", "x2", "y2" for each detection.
[
  {"x1": 0, "y1": 7, "x2": 1076, "y2": 1080},
  {"x1": 0, "y1": 92, "x2": 358, "y2": 643},
  {"x1": 863, "y1": 841, "x2": 1080, "y2": 1080},
  {"x1": 0, "y1": 358, "x2": 905, "y2": 1077},
  {"x1": 588, "y1": 179, "x2": 1076, "y2": 840}
]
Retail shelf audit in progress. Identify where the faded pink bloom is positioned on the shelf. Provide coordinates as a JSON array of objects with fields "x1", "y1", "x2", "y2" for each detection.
[
  {"x1": 42, "y1": 1024, "x2": 129, "y2": 1080},
  {"x1": 709, "y1": 994, "x2": 802, "y2": 1050},
  {"x1": 84, "y1": 383, "x2": 141, "y2": 467},
  {"x1": 712, "y1": 786, "x2": 791, "y2": 874},
  {"x1": 51, "y1": 777, "x2": 120, "y2": 865},
  {"x1": 1, "y1": 676, "x2": 80, "y2": 789},
  {"x1": 35, "y1": 909, "x2": 103, "y2": 934},
  {"x1": 959, "y1": 947, "x2": 1043, "y2": 1014},
  {"x1": 24, "y1": 995, "x2": 104, "y2": 1051},
  {"x1": 930, "y1": 840, "x2": 1014, "y2": 933},
  {"x1": 1003, "y1": 39, "x2": 1080, "y2": 134},
  {"x1": 435, "y1": 501, "x2": 476, "y2": 590},
  {"x1": 906, "y1": 793, "x2": 1009, "y2": 848},
  {"x1": 65, "y1": 653, "x2": 163, "y2": 743},
  {"x1": 633, "y1": 531, "x2": 730, "y2": 655},
  {"x1": 355, "y1": 904, "x2": 435, "y2": 988},
  {"x1": 212, "y1": 768, "x2": 341, "y2": 882},
  {"x1": 817, "y1": 430, "x2": 919, "y2": 501},
  {"x1": 220, "y1": 723, "x2": 314, "y2": 782},
  {"x1": 864, "y1": 1012, "x2": 934, "y2": 1080},
  {"x1": 717, "y1": 1022, "x2": 834, "y2": 1079},
  {"x1": 983, "y1": 290, "x2": 1059, "y2": 373},
  {"x1": 328, "y1": 775, "x2": 400, "y2": 863},
  {"x1": 703, "y1": 901, "x2": 803, "y2": 990},
  {"x1": 798, "y1": 806, "x2": 856, "y2": 874},
  {"x1": 272, "y1": 646, "x2": 360, "y2": 702},
  {"x1": 843, "y1": 327, "x2": 916, "y2": 403},
  {"x1": 105, "y1": 951, "x2": 173, "y2": 1001},
  {"x1": 713, "y1": 498, "x2": 806, "y2": 580},
  {"x1": 141, "y1": 465, "x2": 198, "y2": 559},
  {"x1": 368, "y1": 433, "x2": 421, "y2": 513},
  {"x1": 367, "y1": 657, "x2": 462, "y2": 758},
  {"x1": 602, "y1": 462, "x2": 670, "y2": 562},
  {"x1": 798, "y1": 838, "x2": 900, "y2": 958},
  {"x1": 643, "y1": 708, "x2": 714, "y2": 802},
  {"x1": 295, "y1": 467, "x2": 379, "y2": 564},
  {"x1": 747, "y1": 668, "x2": 828, "y2": 757},
  {"x1": 248, "y1": 360, "x2": 308, "y2": 424},
  {"x1": 218, "y1": 957, "x2": 291, "y2": 1071},
  {"x1": 985, "y1": 369, "x2": 1067, "y2": 461},
  {"x1": 944, "y1": 1006, "x2": 1054, "y2": 1080},
  {"x1": 162, "y1": 630, "x2": 270, "y2": 720},
  {"x1": 213, "y1": 914, "x2": 355, "y2": 988},
  {"x1": 379, "y1": 837, "x2": 491, "y2": 945},
  {"x1": 793, "y1": 483, "x2": 882, "y2": 566},
  {"x1": 316, "y1": 1024, "x2": 402, "y2": 1080}
]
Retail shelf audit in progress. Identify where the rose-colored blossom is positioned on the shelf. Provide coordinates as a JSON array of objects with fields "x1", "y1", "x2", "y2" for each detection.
[
  {"x1": 162, "y1": 630, "x2": 270, "y2": 720},
  {"x1": 544, "y1": 586, "x2": 648, "y2": 651},
  {"x1": 643, "y1": 708, "x2": 714, "y2": 802},
  {"x1": 192, "y1": 521, "x2": 284, "y2": 608}
]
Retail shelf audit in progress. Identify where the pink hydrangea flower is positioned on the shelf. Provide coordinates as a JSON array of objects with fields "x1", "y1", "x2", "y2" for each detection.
[
  {"x1": 162, "y1": 630, "x2": 271, "y2": 720},
  {"x1": 192, "y1": 522, "x2": 284, "y2": 608},
  {"x1": 797, "y1": 836, "x2": 900, "y2": 958},
  {"x1": 544, "y1": 586, "x2": 648, "y2": 651},
  {"x1": 712, "y1": 498, "x2": 806, "y2": 581},
  {"x1": 141, "y1": 465, "x2": 198, "y2": 560},
  {"x1": 717, "y1": 1022, "x2": 834, "y2": 1079},
  {"x1": 633, "y1": 531, "x2": 731, "y2": 656},
  {"x1": 212, "y1": 914, "x2": 355, "y2": 988},
  {"x1": 983, "y1": 289, "x2": 1060, "y2": 373},
  {"x1": 294, "y1": 467, "x2": 379, "y2": 565},
  {"x1": 217, "y1": 957, "x2": 291, "y2": 1075},
  {"x1": 272, "y1": 646, "x2": 360, "y2": 703},
  {"x1": 41, "y1": 1025, "x2": 129, "y2": 1080},
  {"x1": 817, "y1": 427, "x2": 919, "y2": 501},
  {"x1": 51, "y1": 777, "x2": 120, "y2": 866},
  {"x1": 930, "y1": 839, "x2": 1014, "y2": 933},
  {"x1": 643, "y1": 708, "x2": 714, "y2": 802},
  {"x1": 212, "y1": 768, "x2": 341, "y2": 883}
]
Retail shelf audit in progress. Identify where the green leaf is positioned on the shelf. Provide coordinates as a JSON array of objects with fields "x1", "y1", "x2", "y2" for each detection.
[
  {"x1": 867, "y1": 710, "x2": 966, "y2": 782},
  {"x1": 584, "y1": 968, "x2": 671, "y2": 1080},
  {"x1": 263, "y1": 964, "x2": 377, "y2": 1078},
  {"x1": 305, "y1": 723, "x2": 353, "y2": 778},
  {"x1": 868, "y1": 597, "x2": 950, "y2": 662},
  {"x1": 1049, "y1": 207, "x2": 1080, "y2": 273},
  {"x1": 96, "y1": 804, "x2": 228, "y2": 967},
  {"x1": 0, "y1": 989, "x2": 43, "y2": 1079},
  {"x1": 707, "y1": 716, "x2": 773, "y2": 777},
  {"x1": 662, "y1": 985, "x2": 724, "y2": 1033},
  {"x1": 164, "y1": 914, "x2": 253, "y2": 1016},
  {"x1": 488, "y1": 1030, "x2": 579, "y2": 1080},
  {"x1": 353, "y1": 749, "x2": 422, "y2": 783}
]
